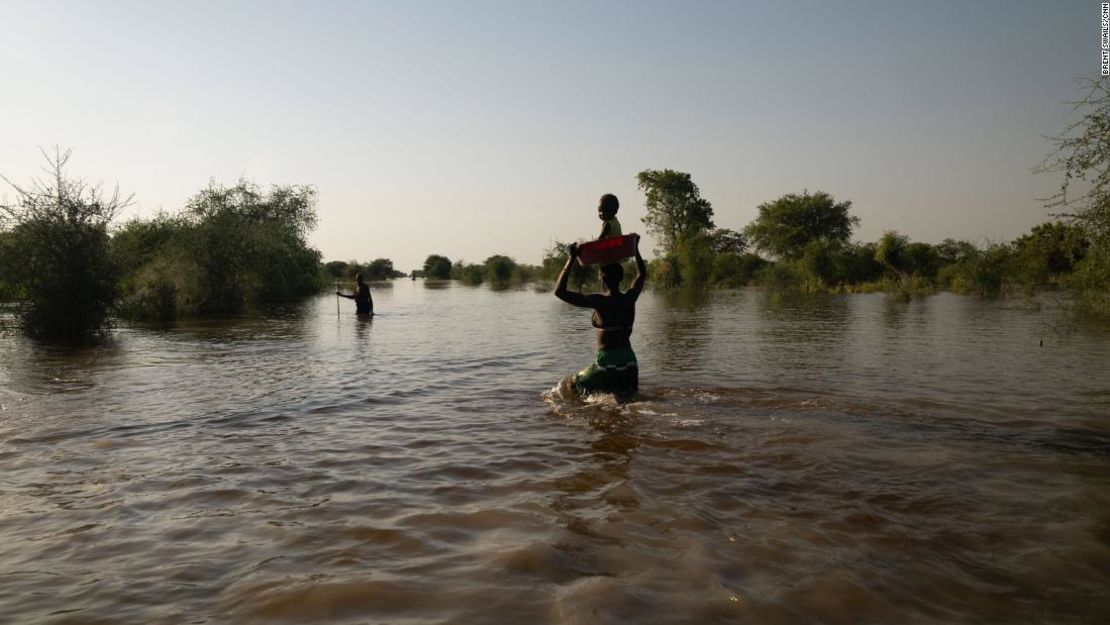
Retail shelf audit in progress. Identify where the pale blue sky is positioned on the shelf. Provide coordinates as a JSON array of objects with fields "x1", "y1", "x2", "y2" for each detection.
[{"x1": 0, "y1": 1, "x2": 1097, "y2": 270}]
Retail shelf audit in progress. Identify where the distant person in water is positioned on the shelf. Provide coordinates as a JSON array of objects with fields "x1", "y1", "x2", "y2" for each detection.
[
  {"x1": 337, "y1": 273, "x2": 374, "y2": 315},
  {"x1": 555, "y1": 234, "x2": 645, "y2": 397},
  {"x1": 597, "y1": 193, "x2": 622, "y2": 239}
]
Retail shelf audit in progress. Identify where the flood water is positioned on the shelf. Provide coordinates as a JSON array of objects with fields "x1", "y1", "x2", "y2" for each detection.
[{"x1": 1, "y1": 283, "x2": 1108, "y2": 624}]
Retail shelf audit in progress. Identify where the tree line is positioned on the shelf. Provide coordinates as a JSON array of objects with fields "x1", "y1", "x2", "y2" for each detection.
[
  {"x1": 0, "y1": 156, "x2": 1102, "y2": 344},
  {"x1": 3, "y1": 78, "x2": 1106, "y2": 341},
  {"x1": 413, "y1": 175, "x2": 1100, "y2": 308},
  {"x1": 0, "y1": 154, "x2": 331, "y2": 337},
  {"x1": 630, "y1": 179, "x2": 1096, "y2": 302}
]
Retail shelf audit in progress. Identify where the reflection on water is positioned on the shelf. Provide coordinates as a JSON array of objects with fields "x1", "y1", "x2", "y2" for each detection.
[{"x1": 1, "y1": 283, "x2": 1108, "y2": 624}]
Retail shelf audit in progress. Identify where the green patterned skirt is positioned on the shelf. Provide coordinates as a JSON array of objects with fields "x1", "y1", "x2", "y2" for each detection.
[{"x1": 574, "y1": 346, "x2": 638, "y2": 395}]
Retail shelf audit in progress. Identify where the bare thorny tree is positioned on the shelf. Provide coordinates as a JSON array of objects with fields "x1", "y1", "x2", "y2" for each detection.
[
  {"x1": 1, "y1": 147, "x2": 134, "y2": 340},
  {"x1": 1035, "y1": 76, "x2": 1110, "y2": 240},
  {"x1": 0, "y1": 147, "x2": 133, "y2": 231}
]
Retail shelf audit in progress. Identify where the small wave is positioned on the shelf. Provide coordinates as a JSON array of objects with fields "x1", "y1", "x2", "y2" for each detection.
[{"x1": 226, "y1": 578, "x2": 441, "y2": 621}]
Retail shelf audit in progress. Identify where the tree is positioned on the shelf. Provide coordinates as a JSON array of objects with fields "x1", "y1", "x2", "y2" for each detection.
[
  {"x1": 0, "y1": 230, "x2": 19, "y2": 301},
  {"x1": 904, "y1": 242, "x2": 939, "y2": 279},
  {"x1": 111, "y1": 213, "x2": 196, "y2": 321},
  {"x1": 1036, "y1": 76, "x2": 1110, "y2": 315},
  {"x1": 676, "y1": 232, "x2": 714, "y2": 285},
  {"x1": 323, "y1": 260, "x2": 348, "y2": 278},
  {"x1": 636, "y1": 169, "x2": 715, "y2": 255},
  {"x1": 185, "y1": 179, "x2": 320, "y2": 312},
  {"x1": 452, "y1": 262, "x2": 485, "y2": 285},
  {"x1": 711, "y1": 252, "x2": 767, "y2": 287},
  {"x1": 875, "y1": 231, "x2": 910, "y2": 277},
  {"x1": 1036, "y1": 77, "x2": 1109, "y2": 243},
  {"x1": 111, "y1": 212, "x2": 189, "y2": 278},
  {"x1": 542, "y1": 241, "x2": 592, "y2": 287},
  {"x1": 709, "y1": 228, "x2": 748, "y2": 255},
  {"x1": 839, "y1": 242, "x2": 884, "y2": 284},
  {"x1": 935, "y1": 238, "x2": 977, "y2": 266},
  {"x1": 0, "y1": 148, "x2": 130, "y2": 340},
  {"x1": 965, "y1": 244, "x2": 1014, "y2": 296},
  {"x1": 365, "y1": 258, "x2": 400, "y2": 280},
  {"x1": 423, "y1": 254, "x2": 453, "y2": 279},
  {"x1": 484, "y1": 254, "x2": 516, "y2": 284},
  {"x1": 874, "y1": 233, "x2": 939, "y2": 282},
  {"x1": 744, "y1": 190, "x2": 859, "y2": 260},
  {"x1": 1012, "y1": 221, "x2": 1088, "y2": 284}
]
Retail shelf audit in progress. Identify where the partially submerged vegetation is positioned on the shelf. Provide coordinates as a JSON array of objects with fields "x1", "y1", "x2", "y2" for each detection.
[
  {"x1": 1035, "y1": 77, "x2": 1110, "y2": 320},
  {"x1": 0, "y1": 149, "x2": 125, "y2": 341},
  {"x1": 2, "y1": 79, "x2": 1106, "y2": 340},
  {"x1": 113, "y1": 180, "x2": 323, "y2": 320}
]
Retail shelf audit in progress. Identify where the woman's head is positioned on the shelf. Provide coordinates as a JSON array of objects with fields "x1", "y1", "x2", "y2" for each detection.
[
  {"x1": 599, "y1": 263, "x2": 624, "y2": 292},
  {"x1": 355, "y1": 272, "x2": 365, "y2": 284}
]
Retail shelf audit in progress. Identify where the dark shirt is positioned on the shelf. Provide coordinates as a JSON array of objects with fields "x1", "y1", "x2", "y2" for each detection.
[{"x1": 355, "y1": 283, "x2": 373, "y2": 315}]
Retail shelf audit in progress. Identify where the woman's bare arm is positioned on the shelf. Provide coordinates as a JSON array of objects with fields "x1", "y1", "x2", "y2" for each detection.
[
  {"x1": 627, "y1": 234, "x2": 646, "y2": 299},
  {"x1": 554, "y1": 244, "x2": 595, "y2": 308}
]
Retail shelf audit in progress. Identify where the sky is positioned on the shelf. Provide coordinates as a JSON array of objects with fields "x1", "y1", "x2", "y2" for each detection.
[{"x1": 0, "y1": 0, "x2": 1099, "y2": 270}]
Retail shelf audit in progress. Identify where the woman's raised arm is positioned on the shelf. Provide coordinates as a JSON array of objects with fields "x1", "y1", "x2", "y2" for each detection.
[
  {"x1": 554, "y1": 243, "x2": 594, "y2": 308},
  {"x1": 628, "y1": 234, "x2": 646, "y2": 299}
]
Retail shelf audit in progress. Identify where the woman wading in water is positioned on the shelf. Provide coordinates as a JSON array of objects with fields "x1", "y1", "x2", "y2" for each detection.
[
  {"x1": 554, "y1": 235, "x2": 646, "y2": 397},
  {"x1": 337, "y1": 273, "x2": 374, "y2": 316}
]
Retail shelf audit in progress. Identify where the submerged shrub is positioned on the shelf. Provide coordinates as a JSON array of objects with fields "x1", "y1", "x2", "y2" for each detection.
[
  {"x1": 711, "y1": 252, "x2": 767, "y2": 287},
  {"x1": 647, "y1": 255, "x2": 680, "y2": 288},
  {"x1": 0, "y1": 149, "x2": 127, "y2": 341},
  {"x1": 118, "y1": 254, "x2": 203, "y2": 321},
  {"x1": 423, "y1": 254, "x2": 453, "y2": 279},
  {"x1": 943, "y1": 244, "x2": 1014, "y2": 296},
  {"x1": 756, "y1": 262, "x2": 804, "y2": 291},
  {"x1": 1012, "y1": 221, "x2": 1089, "y2": 289},
  {"x1": 1068, "y1": 241, "x2": 1110, "y2": 320},
  {"x1": 185, "y1": 180, "x2": 320, "y2": 313},
  {"x1": 364, "y1": 258, "x2": 402, "y2": 281},
  {"x1": 112, "y1": 180, "x2": 325, "y2": 319},
  {"x1": 0, "y1": 230, "x2": 22, "y2": 301},
  {"x1": 838, "y1": 242, "x2": 884, "y2": 284},
  {"x1": 676, "y1": 233, "x2": 714, "y2": 286},
  {"x1": 450, "y1": 262, "x2": 485, "y2": 285},
  {"x1": 484, "y1": 255, "x2": 516, "y2": 285},
  {"x1": 540, "y1": 242, "x2": 594, "y2": 288}
]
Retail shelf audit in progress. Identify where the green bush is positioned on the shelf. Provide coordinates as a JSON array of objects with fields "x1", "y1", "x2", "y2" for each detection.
[
  {"x1": 756, "y1": 262, "x2": 804, "y2": 291},
  {"x1": 676, "y1": 233, "x2": 714, "y2": 285},
  {"x1": 423, "y1": 254, "x2": 452, "y2": 279},
  {"x1": 113, "y1": 180, "x2": 325, "y2": 318},
  {"x1": 118, "y1": 255, "x2": 202, "y2": 321},
  {"x1": 0, "y1": 230, "x2": 22, "y2": 301},
  {"x1": 541, "y1": 241, "x2": 597, "y2": 289},
  {"x1": 450, "y1": 262, "x2": 486, "y2": 285},
  {"x1": 838, "y1": 242, "x2": 884, "y2": 284},
  {"x1": 1, "y1": 149, "x2": 125, "y2": 341},
  {"x1": 484, "y1": 255, "x2": 516, "y2": 285},
  {"x1": 364, "y1": 258, "x2": 399, "y2": 280},
  {"x1": 1068, "y1": 240, "x2": 1110, "y2": 319},
  {"x1": 799, "y1": 239, "x2": 843, "y2": 287},
  {"x1": 939, "y1": 244, "x2": 1013, "y2": 296},
  {"x1": 647, "y1": 255, "x2": 681, "y2": 288},
  {"x1": 182, "y1": 180, "x2": 321, "y2": 314},
  {"x1": 904, "y1": 242, "x2": 940, "y2": 280},
  {"x1": 710, "y1": 252, "x2": 767, "y2": 287},
  {"x1": 1012, "y1": 221, "x2": 1089, "y2": 288}
]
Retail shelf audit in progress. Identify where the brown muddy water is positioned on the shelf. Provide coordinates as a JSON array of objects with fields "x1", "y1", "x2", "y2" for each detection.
[{"x1": 1, "y1": 283, "x2": 1108, "y2": 624}]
